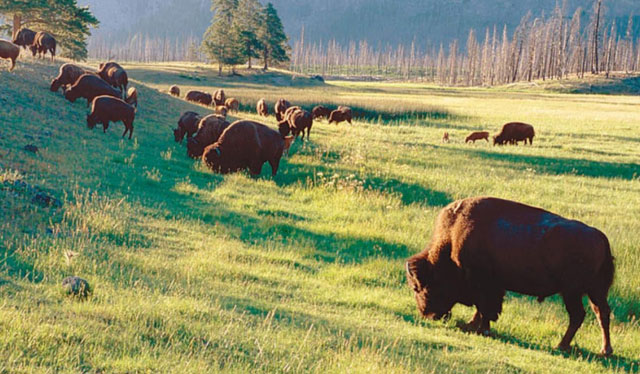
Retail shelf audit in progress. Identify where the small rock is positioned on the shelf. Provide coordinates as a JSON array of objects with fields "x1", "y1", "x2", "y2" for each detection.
[
  {"x1": 23, "y1": 144, "x2": 39, "y2": 153},
  {"x1": 62, "y1": 276, "x2": 92, "y2": 298}
]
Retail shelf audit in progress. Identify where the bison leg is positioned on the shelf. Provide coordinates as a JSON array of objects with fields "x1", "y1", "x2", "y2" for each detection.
[
  {"x1": 472, "y1": 287, "x2": 505, "y2": 335},
  {"x1": 10, "y1": 58, "x2": 15, "y2": 71},
  {"x1": 249, "y1": 161, "x2": 263, "y2": 177},
  {"x1": 268, "y1": 156, "x2": 282, "y2": 177},
  {"x1": 557, "y1": 292, "x2": 586, "y2": 353},
  {"x1": 587, "y1": 291, "x2": 613, "y2": 356},
  {"x1": 102, "y1": 121, "x2": 109, "y2": 133},
  {"x1": 462, "y1": 310, "x2": 483, "y2": 332}
]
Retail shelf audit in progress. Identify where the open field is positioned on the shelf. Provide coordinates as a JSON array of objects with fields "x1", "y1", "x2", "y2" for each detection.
[{"x1": 0, "y1": 59, "x2": 639, "y2": 373}]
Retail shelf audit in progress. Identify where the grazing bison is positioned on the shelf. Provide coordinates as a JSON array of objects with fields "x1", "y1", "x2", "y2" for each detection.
[
  {"x1": 257, "y1": 98, "x2": 268, "y2": 117},
  {"x1": 50, "y1": 63, "x2": 88, "y2": 92},
  {"x1": 33, "y1": 32, "x2": 56, "y2": 61},
  {"x1": 174, "y1": 111, "x2": 202, "y2": 143},
  {"x1": 225, "y1": 98, "x2": 239, "y2": 112},
  {"x1": 278, "y1": 108, "x2": 313, "y2": 141},
  {"x1": 214, "y1": 105, "x2": 228, "y2": 118},
  {"x1": 65, "y1": 74, "x2": 122, "y2": 106},
  {"x1": 312, "y1": 105, "x2": 331, "y2": 120},
  {"x1": 12, "y1": 28, "x2": 36, "y2": 50},
  {"x1": 493, "y1": 122, "x2": 535, "y2": 145},
  {"x1": 125, "y1": 87, "x2": 138, "y2": 108},
  {"x1": 87, "y1": 95, "x2": 136, "y2": 139},
  {"x1": 274, "y1": 98, "x2": 291, "y2": 121},
  {"x1": 0, "y1": 40, "x2": 19, "y2": 71},
  {"x1": 406, "y1": 197, "x2": 614, "y2": 356},
  {"x1": 465, "y1": 131, "x2": 490, "y2": 143},
  {"x1": 186, "y1": 114, "x2": 230, "y2": 159},
  {"x1": 213, "y1": 89, "x2": 226, "y2": 106},
  {"x1": 98, "y1": 62, "x2": 128, "y2": 98},
  {"x1": 202, "y1": 120, "x2": 284, "y2": 177},
  {"x1": 442, "y1": 132, "x2": 450, "y2": 143},
  {"x1": 185, "y1": 90, "x2": 213, "y2": 106},
  {"x1": 328, "y1": 106, "x2": 352, "y2": 125},
  {"x1": 169, "y1": 85, "x2": 180, "y2": 97}
]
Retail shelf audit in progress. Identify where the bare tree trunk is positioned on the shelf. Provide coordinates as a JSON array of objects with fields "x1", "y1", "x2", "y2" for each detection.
[{"x1": 12, "y1": 14, "x2": 22, "y2": 40}]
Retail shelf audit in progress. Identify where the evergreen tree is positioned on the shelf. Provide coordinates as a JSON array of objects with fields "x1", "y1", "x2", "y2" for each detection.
[
  {"x1": 259, "y1": 3, "x2": 289, "y2": 70},
  {"x1": 202, "y1": 0, "x2": 243, "y2": 75},
  {"x1": 232, "y1": 0, "x2": 262, "y2": 68},
  {"x1": 0, "y1": 0, "x2": 98, "y2": 60}
]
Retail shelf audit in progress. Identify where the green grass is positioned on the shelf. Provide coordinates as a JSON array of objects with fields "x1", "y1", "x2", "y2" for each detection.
[{"x1": 0, "y1": 58, "x2": 639, "y2": 373}]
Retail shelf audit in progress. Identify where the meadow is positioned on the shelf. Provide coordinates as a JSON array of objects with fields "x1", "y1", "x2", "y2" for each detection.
[{"x1": 0, "y1": 59, "x2": 639, "y2": 373}]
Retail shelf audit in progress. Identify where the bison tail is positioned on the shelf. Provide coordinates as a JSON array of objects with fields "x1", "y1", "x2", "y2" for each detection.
[{"x1": 597, "y1": 233, "x2": 615, "y2": 291}]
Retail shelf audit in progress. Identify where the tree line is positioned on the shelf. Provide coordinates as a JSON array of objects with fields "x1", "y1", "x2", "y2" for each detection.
[{"x1": 292, "y1": 1, "x2": 640, "y2": 85}]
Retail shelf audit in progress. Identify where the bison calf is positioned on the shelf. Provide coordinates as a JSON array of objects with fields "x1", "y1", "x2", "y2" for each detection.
[
  {"x1": 312, "y1": 105, "x2": 331, "y2": 120},
  {"x1": 465, "y1": 131, "x2": 489, "y2": 143},
  {"x1": 225, "y1": 98, "x2": 239, "y2": 112},
  {"x1": 328, "y1": 106, "x2": 353, "y2": 125},
  {"x1": 0, "y1": 40, "x2": 19, "y2": 71},
  {"x1": 87, "y1": 96, "x2": 136, "y2": 139},
  {"x1": 494, "y1": 122, "x2": 535, "y2": 145},
  {"x1": 406, "y1": 197, "x2": 614, "y2": 356},
  {"x1": 169, "y1": 85, "x2": 181, "y2": 97}
]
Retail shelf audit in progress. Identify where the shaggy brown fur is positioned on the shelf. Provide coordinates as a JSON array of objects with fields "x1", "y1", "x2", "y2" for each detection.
[
  {"x1": 33, "y1": 32, "x2": 56, "y2": 61},
  {"x1": 64, "y1": 74, "x2": 122, "y2": 106},
  {"x1": 406, "y1": 197, "x2": 614, "y2": 356},
  {"x1": 169, "y1": 85, "x2": 180, "y2": 97},
  {"x1": 328, "y1": 106, "x2": 353, "y2": 125},
  {"x1": 465, "y1": 131, "x2": 490, "y2": 143},
  {"x1": 174, "y1": 111, "x2": 202, "y2": 143},
  {"x1": 278, "y1": 108, "x2": 313, "y2": 141},
  {"x1": 185, "y1": 90, "x2": 213, "y2": 106},
  {"x1": 98, "y1": 62, "x2": 128, "y2": 99},
  {"x1": 214, "y1": 106, "x2": 228, "y2": 118},
  {"x1": 0, "y1": 40, "x2": 19, "y2": 71},
  {"x1": 257, "y1": 98, "x2": 269, "y2": 116},
  {"x1": 225, "y1": 98, "x2": 239, "y2": 112},
  {"x1": 50, "y1": 63, "x2": 88, "y2": 92},
  {"x1": 202, "y1": 120, "x2": 284, "y2": 177},
  {"x1": 12, "y1": 28, "x2": 36, "y2": 50},
  {"x1": 125, "y1": 87, "x2": 138, "y2": 108},
  {"x1": 213, "y1": 89, "x2": 226, "y2": 106},
  {"x1": 493, "y1": 122, "x2": 535, "y2": 145},
  {"x1": 274, "y1": 98, "x2": 291, "y2": 121},
  {"x1": 186, "y1": 115, "x2": 230, "y2": 159},
  {"x1": 312, "y1": 105, "x2": 331, "y2": 120},
  {"x1": 87, "y1": 95, "x2": 136, "y2": 139}
]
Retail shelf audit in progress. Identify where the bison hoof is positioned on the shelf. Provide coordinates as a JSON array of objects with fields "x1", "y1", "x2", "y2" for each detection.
[
  {"x1": 555, "y1": 344, "x2": 572, "y2": 353},
  {"x1": 600, "y1": 346, "x2": 613, "y2": 357}
]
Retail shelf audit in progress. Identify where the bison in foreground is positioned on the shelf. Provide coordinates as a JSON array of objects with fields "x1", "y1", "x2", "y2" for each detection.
[
  {"x1": 257, "y1": 98, "x2": 268, "y2": 117},
  {"x1": 494, "y1": 122, "x2": 535, "y2": 145},
  {"x1": 202, "y1": 120, "x2": 284, "y2": 177},
  {"x1": 406, "y1": 197, "x2": 614, "y2": 356},
  {"x1": 0, "y1": 40, "x2": 19, "y2": 71},
  {"x1": 169, "y1": 85, "x2": 180, "y2": 97},
  {"x1": 185, "y1": 90, "x2": 213, "y2": 106},
  {"x1": 87, "y1": 96, "x2": 136, "y2": 139},
  {"x1": 50, "y1": 63, "x2": 88, "y2": 92},
  {"x1": 465, "y1": 131, "x2": 489, "y2": 143},
  {"x1": 65, "y1": 74, "x2": 122, "y2": 106},
  {"x1": 186, "y1": 115, "x2": 230, "y2": 159},
  {"x1": 174, "y1": 111, "x2": 202, "y2": 143}
]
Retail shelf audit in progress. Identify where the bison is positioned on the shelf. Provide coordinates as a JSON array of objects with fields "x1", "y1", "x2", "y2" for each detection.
[
  {"x1": 214, "y1": 105, "x2": 228, "y2": 118},
  {"x1": 185, "y1": 90, "x2": 213, "y2": 106},
  {"x1": 312, "y1": 105, "x2": 331, "y2": 120},
  {"x1": 32, "y1": 31, "x2": 56, "y2": 61},
  {"x1": 87, "y1": 95, "x2": 136, "y2": 139},
  {"x1": 98, "y1": 62, "x2": 128, "y2": 98},
  {"x1": 406, "y1": 197, "x2": 614, "y2": 356},
  {"x1": 465, "y1": 131, "x2": 490, "y2": 143},
  {"x1": 50, "y1": 63, "x2": 89, "y2": 92},
  {"x1": 328, "y1": 106, "x2": 352, "y2": 125},
  {"x1": 442, "y1": 132, "x2": 450, "y2": 143},
  {"x1": 174, "y1": 111, "x2": 202, "y2": 143},
  {"x1": 169, "y1": 85, "x2": 180, "y2": 97},
  {"x1": 64, "y1": 74, "x2": 122, "y2": 106},
  {"x1": 202, "y1": 120, "x2": 284, "y2": 177},
  {"x1": 186, "y1": 114, "x2": 230, "y2": 159},
  {"x1": 278, "y1": 108, "x2": 313, "y2": 141},
  {"x1": 213, "y1": 89, "x2": 226, "y2": 106},
  {"x1": 493, "y1": 122, "x2": 535, "y2": 146},
  {"x1": 225, "y1": 98, "x2": 239, "y2": 112},
  {"x1": 0, "y1": 40, "x2": 19, "y2": 71},
  {"x1": 12, "y1": 28, "x2": 36, "y2": 50},
  {"x1": 274, "y1": 98, "x2": 291, "y2": 121},
  {"x1": 257, "y1": 98, "x2": 269, "y2": 117},
  {"x1": 125, "y1": 87, "x2": 138, "y2": 108}
]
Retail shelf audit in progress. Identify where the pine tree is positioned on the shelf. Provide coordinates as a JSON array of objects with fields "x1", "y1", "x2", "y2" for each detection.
[
  {"x1": 0, "y1": 0, "x2": 98, "y2": 60},
  {"x1": 202, "y1": 0, "x2": 243, "y2": 75},
  {"x1": 232, "y1": 0, "x2": 262, "y2": 69},
  {"x1": 259, "y1": 3, "x2": 289, "y2": 70}
]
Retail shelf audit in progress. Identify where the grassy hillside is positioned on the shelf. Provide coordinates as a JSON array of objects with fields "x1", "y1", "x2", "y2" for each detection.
[{"x1": 0, "y1": 59, "x2": 639, "y2": 373}]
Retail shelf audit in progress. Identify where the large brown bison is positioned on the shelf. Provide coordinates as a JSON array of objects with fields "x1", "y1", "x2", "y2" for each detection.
[
  {"x1": 50, "y1": 63, "x2": 88, "y2": 92},
  {"x1": 87, "y1": 96, "x2": 136, "y2": 139},
  {"x1": 33, "y1": 31, "x2": 56, "y2": 61},
  {"x1": 12, "y1": 28, "x2": 36, "y2": 50},
  {"x1": 213, "y1": 89, "x2": 226, "y2": 106},
  {"x1": 98, "y1": 62, "x2": 128, "y2": 98},
  {"x1": 493, "y1": 122, "x2": 535, "y2": 145},
  {"x1": 174, "y1": 111, "x2": 202, "y2": 143},
  {"x1": 312, "y1": 105, "x2": 331, "y2": 120},
  {"x1": 465, "y1": 131, "x2": 490, "y2": 143},
  {"x1": 202, "y1": 120, "x2": 284, "y2": 177},
  {"x1": 0, "y1": 40, "x2": 19, "y2": 71},
  {"x1": 406, "y1": 197, "x2": 614, "y2": 356},
  {"x1": 186, "y1": 115, "x2": 231, "y2": 159},
  {"x1": 274, "y1": 98, "x2": 291, "y2": 121},
  {"x1": 225, "y1": 98, "x2": 239, "y2": 112},
  {"x1": 278, "y1": 108, "x2": 313, "y2": 141},
  {"x1": 257, "y1": 98, "x2": 268, "y2": 117},
  {"x1": 169, "y1": 85, "x2": 180, "y2": 97},
  {"x1": 328, "y1": 106, "x2": 353, "y2": 125},
  {"x1": 65, "y1": 74, "x2": 122, "y2": 106},
  {"x1": 185, "y1": 90, "x2": 213, "y2": 106}
]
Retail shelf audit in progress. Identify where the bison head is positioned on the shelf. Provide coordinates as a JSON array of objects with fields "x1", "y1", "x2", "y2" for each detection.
[
  {"x1": 406, "y1": 256, "x2": 458, "y2": 321},
  {"x1": 173, "y1": 127, "x2": 185, "y2": 143},
  {"x1": 186, "y1": 138, "x2": 205, "y2": 159},
  {"x1": 492, "y1": 135, "x2": 503, "y2": 146},
  {"x1": 50, "y1": 79, "x2": 61, "y2": 92},
  {"x1": 64, "y1": 89, "x2": 77, "y2": 103},
  {"x1": 278, "y1": 121, "x2": 291, "y2": 137},
  {"x1": 86, "y1": 114, "x2": 97, "y2": 129},
  {"x1": 13, "y1": 28, "x2": 34, "y2": 47},
  {"x1": 202, "y1": 145, "x2": 223, "y2": 172}
]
